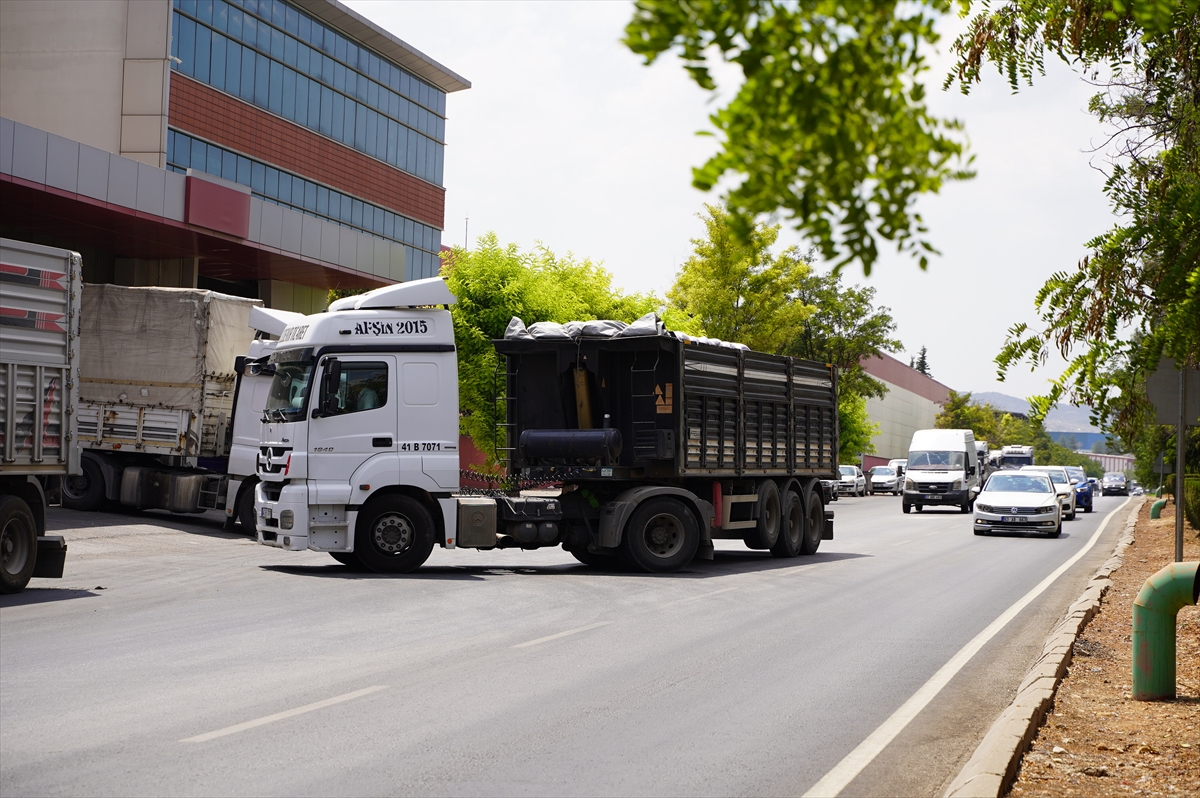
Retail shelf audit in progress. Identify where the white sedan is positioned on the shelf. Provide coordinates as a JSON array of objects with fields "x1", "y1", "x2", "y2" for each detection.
[
  {"x1": 973, "y1": 472, "x2": 1062, "y2": 537},
  {"x1": 838, "y1": 465, "x2": 867, "y2": 496},
  {"x1": 1020, "y1": 465, "x2": 1077, "y2": 520}
]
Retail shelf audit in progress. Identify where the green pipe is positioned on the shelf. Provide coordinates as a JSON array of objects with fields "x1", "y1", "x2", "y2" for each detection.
[
  {"x1": 1132, "y1": 561, "x2": 1200, "y2": 700},
  {"x1": 1150, "y1": 498, "x2": 1167, "y2": 519}
]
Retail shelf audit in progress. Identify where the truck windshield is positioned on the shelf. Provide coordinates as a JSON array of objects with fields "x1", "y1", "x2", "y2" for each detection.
[
  {"x1": 1000, "y1": 455, "x2": 1034, "y2": 468},
  {"x1": 907, "y1": 451, "x2": 965, "y2": 469},
  {"x1": 264, "y1": 360, "x2": 314, "y2": 421}
]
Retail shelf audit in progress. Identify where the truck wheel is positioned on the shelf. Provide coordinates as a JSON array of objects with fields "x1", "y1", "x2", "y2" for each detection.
[
  {"x1": 354, "y1": 495, "x2": 436, "y2": 574},
  {"x1": 743, "y1": 480, "x2": 781, "y2": 550},
  {"x1": 62, "y1": 458, "x2": 105, "y2": 512},
  {"x1": 799, "y1": 485, "x2": 824, "y2": 555},
  {"x1": 237, "y1": 480, "x2": 258, "y2": 537},
  {"x1": 0, "y1": 496, "x2": 38, "y2": 594},
  {"x1": 771, "y1": 489, "x2": 803, "y2": 558},
  {"x1": 622, "y1": 498, "x2": 699, "y2": 573},
  {"x1": 902, "y1": 502, "x2": 911, "y2": 514}
]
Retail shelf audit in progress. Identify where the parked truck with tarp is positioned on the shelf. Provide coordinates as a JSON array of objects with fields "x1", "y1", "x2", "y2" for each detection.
[
  {"x1": 62, "y1": 283, "x2": 302, "y2": 533},
  {"x1": 254, "y1": 277, "x2": 837, "y2": 574},
  {"x1": 0, "y1": 238, "x2": 77, "y2": 593}
]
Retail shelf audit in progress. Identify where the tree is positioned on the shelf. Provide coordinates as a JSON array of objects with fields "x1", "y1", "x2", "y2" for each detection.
[
  {"x1": 913, "y1": 346, "x2": 931, "y2": 378},
  {"x1": 667, "y1": 204, "x2": 815, "y2": 353},
  {"x1": 839, "y1": 393, "x2": 880, "y2": 462},
  {"x1": 624, "y1": 0, "x2": 971, "y2": 274},
  {"x1": 786, "y1": 267, "x2": 903, "y2": 401},
  {"x1": 443, "y1": 233, "x2": 657, "y2": 464},
  {"x1": 935, "y1": 390, "x2": 999, "y2": 442}
]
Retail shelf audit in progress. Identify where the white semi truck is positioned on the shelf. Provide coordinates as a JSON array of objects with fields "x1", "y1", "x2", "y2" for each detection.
[
  {"x1": 0, "y1": 238, "x2": 77, "y2": 593},
  {"x1": 255, "y1": 278, "x2": 838, "y2": 574},
  {"x1": 61, "y1": 283, "x2": 302, "y2": 533}
]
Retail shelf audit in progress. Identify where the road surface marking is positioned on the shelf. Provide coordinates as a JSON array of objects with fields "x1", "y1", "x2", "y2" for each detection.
[
  {"x1": 181, "y1": 685, "x2": 387, "y2": 743},
  {"x1": 802, "y1": 497, "x2": 1133, "y2": 798},
  {"x1": 891, "y1": 540, "x2": 912, "y2": 546},
  {"x1": 512, "y1": 621, "x2": 613, "y2": 649},
  {"x1": 665, "y1": 586, "x2": 740, "y2": 606}
]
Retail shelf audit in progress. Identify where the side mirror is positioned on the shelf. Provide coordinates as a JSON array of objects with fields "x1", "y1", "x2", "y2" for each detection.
[{"x1": 319, "y1": 357, "x2": 341, "y2": 416}]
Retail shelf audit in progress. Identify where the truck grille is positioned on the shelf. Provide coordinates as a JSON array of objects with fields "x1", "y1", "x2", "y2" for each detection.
[{"x1": 258, "y1": 446, "x2": 292, "y2": 475}]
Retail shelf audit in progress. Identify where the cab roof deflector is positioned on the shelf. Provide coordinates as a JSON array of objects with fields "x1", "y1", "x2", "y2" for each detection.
[{"x1": 328, "y1": 276, "x2": 457, "y2": 311}]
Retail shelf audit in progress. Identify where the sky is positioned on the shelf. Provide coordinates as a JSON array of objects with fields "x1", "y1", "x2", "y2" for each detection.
[{"x1": 345, "y1": 0, "x2": 1118, "y2": 403}]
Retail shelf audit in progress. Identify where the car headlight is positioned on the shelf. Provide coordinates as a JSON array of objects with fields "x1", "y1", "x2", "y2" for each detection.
[
  {"x1": 977, "y1": 504, "x2": 995, "y2": 513},
  {"x1": 905, "y1": 478, "x2": 915, "y2": 491},
  {"x1": 1039, "y1": 506, "x2": 1056, "y2": 514}
]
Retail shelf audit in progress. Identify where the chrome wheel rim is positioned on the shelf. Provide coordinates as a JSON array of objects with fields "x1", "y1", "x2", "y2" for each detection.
[
  {"x1": 372, "y1": 513, "x2": 414, "y2": 555},
  {"x1": 642, "y1": 513, "x2": 684, "y2": 559}
]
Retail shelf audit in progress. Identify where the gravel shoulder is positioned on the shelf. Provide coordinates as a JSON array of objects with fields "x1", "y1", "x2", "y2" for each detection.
[{"x1": 1008, "y1": 500, "x2": 1199, "y2": 797}]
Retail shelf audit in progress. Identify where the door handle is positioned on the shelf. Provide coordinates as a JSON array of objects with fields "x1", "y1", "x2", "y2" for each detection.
[{"x1": 372, "y1": 437, "x2": 392, "y2": 448}]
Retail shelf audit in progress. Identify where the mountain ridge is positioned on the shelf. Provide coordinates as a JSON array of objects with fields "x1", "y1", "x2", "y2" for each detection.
[{"x1": 969, "y1": 391, "x2": 1101, "y2": 433}]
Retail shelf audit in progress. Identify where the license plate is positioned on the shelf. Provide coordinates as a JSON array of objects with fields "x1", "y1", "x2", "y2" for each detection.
[
  {"x1": 924, "y1": 494, "x2": 937, "y2": 500},
  {"x1": 1001, "y1": 516, "x2": 1027, "y2": 523},
  {"x1": 260, "y1": 507, "x2": 272, "y2": 519}
]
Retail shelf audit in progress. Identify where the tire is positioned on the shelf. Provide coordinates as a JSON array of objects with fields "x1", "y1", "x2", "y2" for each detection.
[
  {"x1": 1049, "y1": 521, "x2": 1062, "y2": 538},
  {"x1": 353, "y1": 494, "x2": 436, "y2": 574},
  {"x1": 771, "y1": 490, "x2": 803, "y2": 558},
  {"x1": 743, "y1": 480, "x2": 781, "y2": 550},
  {"x1": 329, "y1": 551, "x2": 367, "y2": 569},
  {"x1": 0, "y1": 495, "x2": 38, "y2": 594},
  {"x1": 903, "y1": 502, "x2": 911, "y2": 514},
  {"x1": 62, "y1": 457, "x2": 105, "y2": 512},
  {"x1": 1085, "y1": 502, "x2": 1093, "y2": 513},
  {"x1": 236, "y1": 479, "x2": 258, "y2": 537},
  {"x1": 799, "y1": 486, "x2": 824, "y2": 555},
  {"x1": 1066, "y1": 505, "x2": 1077, "y2": 521},
  {"x1": 569, "y1": 547, "x2": 621, "y2": 568},
  {"x1": 960, "y1": 500, "x2": 971, "y2": 513},
  {"x1": 915, "y1": 505, "x2": 924, "y2": 513},
  {"x1": 621, "y1": 498, "x2": 699, "y2": 573}
]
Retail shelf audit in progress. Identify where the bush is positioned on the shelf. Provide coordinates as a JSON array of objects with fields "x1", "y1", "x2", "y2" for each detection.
[
  {"x1": 1163, "y1": 473, "x2": 1200, "y2": 499},
  {"x1": 1185, "y1": 477, "x2": 1200, "y2": 533}
]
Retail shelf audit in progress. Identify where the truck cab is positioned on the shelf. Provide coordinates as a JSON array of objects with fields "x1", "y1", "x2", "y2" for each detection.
[{"x1": 255, "y1": 278, "x2": 460, "y2": 569}]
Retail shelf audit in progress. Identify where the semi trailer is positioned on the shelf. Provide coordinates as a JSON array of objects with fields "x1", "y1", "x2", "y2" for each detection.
[
  {"x1": 0, "y1": 238, "x2": 77, "y2": 593},
  {"x1": 255, "y1": 277, "x2": 838, "y2": 574},
  {"x1": 61, "y1": 283, "x2": 302, "y2": 533}
]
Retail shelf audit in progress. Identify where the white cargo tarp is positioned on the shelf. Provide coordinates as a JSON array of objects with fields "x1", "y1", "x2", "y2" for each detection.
[
  {"x1": 503, "y1": 312, "x2": 746, "y2": 349},
  {"x1": 79, "y1": 285, "x2": 260, "y2": 411}
]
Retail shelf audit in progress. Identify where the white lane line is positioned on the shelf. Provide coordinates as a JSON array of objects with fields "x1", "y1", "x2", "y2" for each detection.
[
  {"x1": 891, "y1": 540, "x2": 912, "y2": 546},
  {"x1": 181, "y1": 685, "x2": 387, "y2": 743},
  {"x1": 512, "y1": 621, "x2": 613, "y2": 649},
  {"x1": 802, "y1": 497, "x2": 1133, "y2": 798},
  {"x1": 664, "y1": 586, "x2": 740, "y2": 606}
]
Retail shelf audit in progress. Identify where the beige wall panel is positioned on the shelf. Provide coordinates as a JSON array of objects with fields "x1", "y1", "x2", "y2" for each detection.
[
  {"x1": 0, "y1": 1, "x2": 128, "y2": 153},
  {"x1": 866, "y1": 382, "x2": 944, "y2": 462},
  {"x1": 124, "y1": 0, "x2": 171, "y2": 59},
  {"x1": 121, "y1": 60, "x2": 166, "y2": 115},
  {"x1": 119, "y1": 114, "x2": 164, "y2": 154}
]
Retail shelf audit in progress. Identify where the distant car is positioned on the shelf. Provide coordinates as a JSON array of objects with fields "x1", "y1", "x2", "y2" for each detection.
[
  {"x1": 1063, "y1": 465, "x2": 1094, "y2": 513},
  {"x1": 974, "y1": 472, "x2": 1062, "y2": 537},
  {"x1": 820, "y1": 479, "x2": 840, "y2": 502},
  {"x1": 869, "y1": 466, "x2": 900, "y2": 495},
  {"x1": 838, "y1": 465, "x2": 867, "y2": 497},
  {"x1": 1020, "y1": 465, "x2": 1077, "y2": 520},
  {"x1": 888, "y1": 459, "x2": 908, "y2": 478},
  {"x1": 1131, "y1": 486, "x2": 1145, "y2": 496},
  {"x1": 1101, "y1": 472, "x2": 1129, "y2": 496}
]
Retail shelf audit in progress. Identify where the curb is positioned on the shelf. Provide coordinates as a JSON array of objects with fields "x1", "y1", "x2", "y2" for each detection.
[{"x1": 943, "y1": 498, "x2": 1144, "y2": 798}]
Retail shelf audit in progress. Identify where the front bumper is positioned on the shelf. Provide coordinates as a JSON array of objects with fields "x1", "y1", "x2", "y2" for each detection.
[
  {"x1": 871, "y1": 481, "x2": 898, "y2": 492},
  {"x1": 256, "y1": 481, "x2": 309, "y2": 551},
  {"x1": 904, "y1": 489, "x2": 969, "y2": 505},
  {"x1": 973, "y1": 510, "x2": 1059, "y2": 533}
]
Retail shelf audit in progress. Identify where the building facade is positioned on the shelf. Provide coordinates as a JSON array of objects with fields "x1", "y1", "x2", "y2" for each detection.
[
  {"x1": 1, "y1": 0, "x2": 468, "y2": 312},
  {"x1": 860, "y1": 353, "x2": 953, "y2": 465}
]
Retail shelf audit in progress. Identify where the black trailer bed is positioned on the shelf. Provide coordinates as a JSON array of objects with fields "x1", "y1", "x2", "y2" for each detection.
[{"x1": 493, "y1": 334, "x2": 838, "y2": 480}]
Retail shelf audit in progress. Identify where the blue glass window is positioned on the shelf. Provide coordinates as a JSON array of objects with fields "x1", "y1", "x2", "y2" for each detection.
[
  {"x1": 251, "y1": 161, "x2": 265, "y2": 193},
  {"x1": 267, "y1": 60, "x2": 283, "y2": 114},
  {"x1": 265, "y1": 167, "x2": 278, "y2": 198},
  {"x1": 212, "y1": 0, "x2": 228, "y2": 32},
  {"x1": 281, "y1": 68, "x2": 295, "y2": 118},
  {"x1": 222, "y1": 150, "x2": 237, "y2": 181},
  {"x1": 316, "y1": 186, "x2": 329, "y2": 216},
  {"x1": 210, "y1": 33, "x2": 227, "y2": 90},
  {"x1": 178, "y1": 16, "x2": 196, "y2": 76},
  {"x1": 319, "y1": 86, "x2": 333, "y2": 136},
  {"x1": 197, "y1": 0, "x2": 213, "y2": 24},
  {"x1": 239, "y1": 46, "x2": 256, "y2": 101},
  {"x1": 237, "y1": 155, "x2": 251, "y2": 185},
  {"x1": 225, "y1": 39, "x2": 241, "y2": 92},
  {"x1": 228, "y1": 6, "x2": 242, "y2": 39},
  {"x1": 294, "y1": 74, "x2": 308, "y2": 123},
  {"x1": 277, "y1": 172, "x2": 291, "y2": 204},
  {"x1": 307, "y1": 79, "x2": 321, "y2": 130}
]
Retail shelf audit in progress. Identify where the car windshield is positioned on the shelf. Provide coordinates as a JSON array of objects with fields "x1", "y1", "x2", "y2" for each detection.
[
  {"x1": 263, "y1": 359, "x2": 315, "y2": 421},
  {"x1": 871, "y1": 467, "x2": 895, "y2": 476},
  {"x1": 907, "y1": 450, "x2": 965, "y2": 469},
  {"x1": 1025, "y1": 468, "x2": 1067, "y2": 484},
  {"x1": 1104, "y1": 473, "x2": 1125, "y2": 482},
  {"x1": 999, "y1": 455, "x2": 1034, "y2": 468},
  {"x1": 839, "y1": 466, "x2": 857, "y2": 476},
  {"x1": 985, "y1": 474, "x2": 1053, "y2": 493},
  {"x1": 1064, "y1": 468, "x2": 1086, "y2": 483}
]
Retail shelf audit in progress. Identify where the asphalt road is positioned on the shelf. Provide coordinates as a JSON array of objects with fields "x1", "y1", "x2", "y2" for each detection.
[{"x1": 0, "y1": 493, "x2": 1135, "y2": 797}]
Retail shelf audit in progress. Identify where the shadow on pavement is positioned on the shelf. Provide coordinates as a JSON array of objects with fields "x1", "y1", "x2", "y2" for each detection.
[
  {"x1": 260, "y1": 551, "x2": 869, "y2": 580},
  {"x1": 0, "y1": 587, "x2": 101, "y2": 607},
  {"x1": 46, "y1": 506, "x2": 252, "y2": 541}
]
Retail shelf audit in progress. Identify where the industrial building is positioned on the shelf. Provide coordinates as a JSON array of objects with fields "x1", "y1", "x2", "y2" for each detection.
[
  {"x1": 1, "y1": 0, "x2": 469, "y2": 312},
  {"x1": 859, "y1": 352, "x2": 953, "y2": 466}
]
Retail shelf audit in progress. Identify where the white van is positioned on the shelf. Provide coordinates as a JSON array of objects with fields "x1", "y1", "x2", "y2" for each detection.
[{"x1": 902, "y1": 429, "x2": 981, "y2": 513}]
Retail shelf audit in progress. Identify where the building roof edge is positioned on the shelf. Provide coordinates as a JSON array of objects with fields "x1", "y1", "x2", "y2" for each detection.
[{"x1": 293, "y1": 0, "x2": 471, "y2": 93}]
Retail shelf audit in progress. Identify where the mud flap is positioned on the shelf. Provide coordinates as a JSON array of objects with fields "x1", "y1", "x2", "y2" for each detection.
[{"x1": 32, "y1": 536, "x2": 67, "y2": 578}]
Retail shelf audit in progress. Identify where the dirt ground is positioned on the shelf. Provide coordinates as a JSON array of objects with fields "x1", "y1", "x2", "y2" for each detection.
[{"x1": 1008, "y1": 500, "x2": 1199, "y2": 797}]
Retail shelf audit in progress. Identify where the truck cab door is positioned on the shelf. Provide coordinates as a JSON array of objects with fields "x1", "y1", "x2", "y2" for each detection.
[{"x1": 308, "y1": 355, "x2": 397, "y2": 503}]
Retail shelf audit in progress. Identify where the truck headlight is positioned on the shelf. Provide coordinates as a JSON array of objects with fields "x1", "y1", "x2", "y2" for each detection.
[
  {"x1": 280, "y1": 510, "x2": 294, "y2": 530},
  {"x1": 951, "y1": 479, "x2": 963, "y2": 490},
  {"x1": 905, "y1": 478, "x2": 915, "y2": 491}
]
